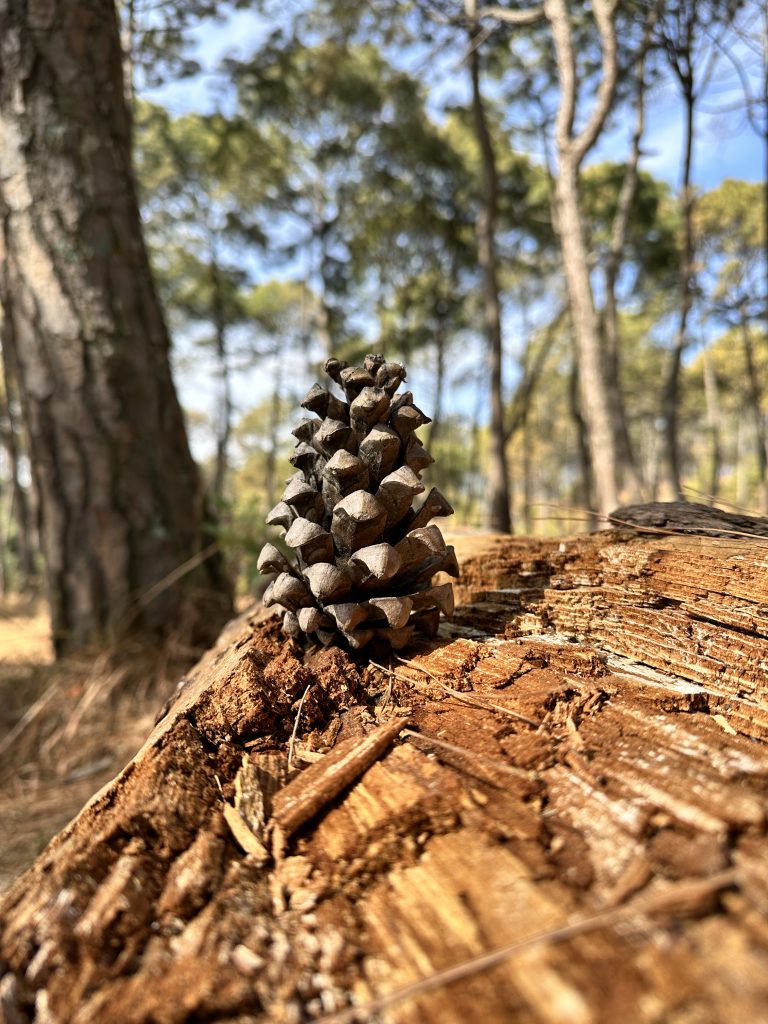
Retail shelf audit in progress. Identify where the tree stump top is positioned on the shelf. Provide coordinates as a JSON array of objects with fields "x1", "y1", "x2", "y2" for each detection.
[{"x1": 2, "y1": 530, "x2": 768, "y2": 1022}]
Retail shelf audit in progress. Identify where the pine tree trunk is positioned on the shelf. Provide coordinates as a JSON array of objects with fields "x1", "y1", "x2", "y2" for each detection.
[
  {"x1": 741, "y1": 315, "x2": 768, "y2": 512},
  {"x1": 568, "y1": 351, "x2": 594, "y2": 520},
  {"x1": 600, "y1": 0, "x2": 659, "y2": 507},
  {"x1": 658, "y1": 90, "x2": 695, "y2": 501},
  {"x1": 467, "y1": 1, "x2": 511, "y2": 535},
  {"x1": 555, "y1": 159, "x2": 619, "y2": 518},
  {"x1": 0, "y1": 0, "x2": 232, "y2": 655},
  {"x1": 0, "y1": 348, "x2": 36, "y2": 589}
]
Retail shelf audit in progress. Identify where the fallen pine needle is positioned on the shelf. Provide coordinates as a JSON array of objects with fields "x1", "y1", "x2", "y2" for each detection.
[
  {"x1": 288, "y1": 684, "x2": 311, "y2": 769},
  {"x1": 391, "y1": 656, "x2": 538, "y2": 727},
  {"x1": 402, "y1": 728, "x2": 537, "y2": 782}
]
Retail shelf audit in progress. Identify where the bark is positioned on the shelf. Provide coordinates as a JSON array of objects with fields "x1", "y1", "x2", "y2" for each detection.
[
  {"x1": 741, "y1": 315, "x2": 768, "y2": 512},
  {"x1": 466, "y1": 0, "x2": 511, "y2": 534},
  {"x1": 3, "y1": 529, "x2": 768, "y2": 1021},
  {"x1": 0, "y1": 0, "x2": 232, "y2": 655},
  {"x1": 545, "y1": 0, "x2": 621, "y2": 519},
  {"x1": 0, "y1": 348, "x2": 36, "y2": 589}
]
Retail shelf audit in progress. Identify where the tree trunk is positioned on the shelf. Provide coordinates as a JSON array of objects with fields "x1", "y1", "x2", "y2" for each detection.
[
  {"x1": 545, "y1": 0, "x2": 621, "y2": 519},
  {"x1": 568, "y1": 350, "x2": 594, "y2": 521},
  {"x1": 658, "y1": 90, "x2": 696, "y2": 501},
  {"x1": 467, "y1": 0, "x2": 511, "y2": 534},
  {"x1": 555, "y1": 159, "x2": 619, "y2": 516},
  {"x1": 0, "y1": 347, "x2": 37, "y2": 590},
  {"x1": 0, "y1": 0, "x2": 232, "y2": 655},
  {"x1": 210, "y1": 258, "x2": 233, "y2": 510},
  {"x1": 702, "y1": 350, "x2": 723, "y2": 501},
  {"x1": 600, "y1": 0, "x2": 659, "y2": 505},
  {"x1": 3, "y1": 528, "x2": 768, "y2": 1021},
  {"x1": 741, "y1": 315, "x2": 768, "y2": 512}
]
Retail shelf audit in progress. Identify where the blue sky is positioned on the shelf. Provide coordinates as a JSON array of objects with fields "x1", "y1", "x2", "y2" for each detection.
[{"x1": 145, "y1": 7, "x2": 764, "y2": 191}]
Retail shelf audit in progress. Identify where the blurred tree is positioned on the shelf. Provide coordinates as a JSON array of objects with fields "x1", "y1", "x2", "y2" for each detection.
[
  {"x1": 594, "y1": 0, "x2": 662, "y2": 504},
  {"x1": 0, "y1": 351, "x2": 36, "y2": 592},
  {"x1": 655, "y1": 0, "x2": 744, "y2": 500},
  {"x1": 696, "y1": 179, "x2": 767, "y2": 508},
  {"x1": 232, "y1": 37, "x2": 425, "y2": 357},
  {"x1": 0, "y1": 0, "x2": 232, "y2": 654},
  {"x1": 134, "y1": 103, "x2": 278, "y2": 508},
  {"x1": 544, "y1": 0, "x2": 623, "y2": 518}
]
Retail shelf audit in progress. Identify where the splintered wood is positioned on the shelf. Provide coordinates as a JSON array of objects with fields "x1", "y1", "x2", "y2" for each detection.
[{"x1": 2, "y1": 531, "x2": 768, "y2": 1023}]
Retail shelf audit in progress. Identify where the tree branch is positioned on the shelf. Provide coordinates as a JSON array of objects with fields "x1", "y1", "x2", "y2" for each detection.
[
  {"x1": 543, "y1": 0, "x2": 578, "y2": 151},
  {"x1": 605, "y1": 0, "x2": 662, "y2": 285},
  {"x1": 571, "y1": 0, "x2": 619, "y2": 165},
  {"x1": 478, "y1": 4, "x2": 544, "y2": 26},
  {"x1": 503, "y1": 304, "x2": 566, "y2": 443}
]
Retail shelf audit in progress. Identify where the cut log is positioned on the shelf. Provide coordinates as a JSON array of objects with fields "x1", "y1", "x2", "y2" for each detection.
[{"x1": 3, "y1": 531, "x2": 768, "y2": 1023}]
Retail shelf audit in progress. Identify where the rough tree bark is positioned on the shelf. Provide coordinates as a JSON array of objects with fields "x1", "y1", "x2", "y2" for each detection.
[
  {"x1": 0, "y1": 348, "x2": 36, "y2": 589},
  {"x1": 0, "y1": 0, "x2": 232, "y2": 654},
  {"x1": 2, "y1": 526, "x2": 768, "y2": 1021},
  {"x1": 545, "y1": 0, "x2": 621, "y2": 519}
]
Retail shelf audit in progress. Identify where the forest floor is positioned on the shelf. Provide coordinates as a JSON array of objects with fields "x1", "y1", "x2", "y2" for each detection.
[{"x1": 0, "y1": 598, "x2": 179, "y2": 892}]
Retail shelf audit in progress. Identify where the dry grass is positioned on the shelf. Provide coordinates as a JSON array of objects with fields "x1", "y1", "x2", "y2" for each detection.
[{"x1": 0, "y1": 598, "x2": 191, "y2": 894}]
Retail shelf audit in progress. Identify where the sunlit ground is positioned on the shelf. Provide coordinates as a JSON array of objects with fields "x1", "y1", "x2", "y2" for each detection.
[
  {"x1": 0, "y1": 598, "x2": 162, "y2": 892},
  {"x1": 0, "y1": 596, "x2": 52, "y2": 665}
]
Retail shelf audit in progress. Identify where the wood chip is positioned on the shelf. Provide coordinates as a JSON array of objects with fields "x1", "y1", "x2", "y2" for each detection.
[{"x1": 271, "y1": 717, "x2": 410, "y2": 840}]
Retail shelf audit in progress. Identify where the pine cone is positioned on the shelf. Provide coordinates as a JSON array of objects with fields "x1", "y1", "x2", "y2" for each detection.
[{"x1": 257, "y1": 353, "x2": 457, "y2": 652}]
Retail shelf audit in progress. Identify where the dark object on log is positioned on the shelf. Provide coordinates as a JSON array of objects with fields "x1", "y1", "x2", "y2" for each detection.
[
  {"x1": 258, "y1": 355, "x2": 457, "y2": 651},
  {"x1": 609, "y1": 501, "x2": 768, "y2": 538}
]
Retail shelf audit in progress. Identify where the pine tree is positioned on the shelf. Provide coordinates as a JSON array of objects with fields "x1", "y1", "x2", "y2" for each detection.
[{"x1": 257, "y1": 355, "x2": 457, "y2": 651}]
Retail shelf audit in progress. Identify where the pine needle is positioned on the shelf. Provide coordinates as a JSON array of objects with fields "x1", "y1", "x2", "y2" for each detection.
[{"x1": 287, "y1": 684, "x2": 311, "y2": 769}]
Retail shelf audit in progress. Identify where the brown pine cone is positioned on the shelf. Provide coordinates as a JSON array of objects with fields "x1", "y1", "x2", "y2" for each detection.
[{"x1": 257, "y1": 354, "x2": 457, "y2": 652}]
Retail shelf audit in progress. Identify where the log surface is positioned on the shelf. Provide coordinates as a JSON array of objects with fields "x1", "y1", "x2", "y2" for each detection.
[{"x1": 2, "y1": 531, "x2": 768, "y2": 1023}]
